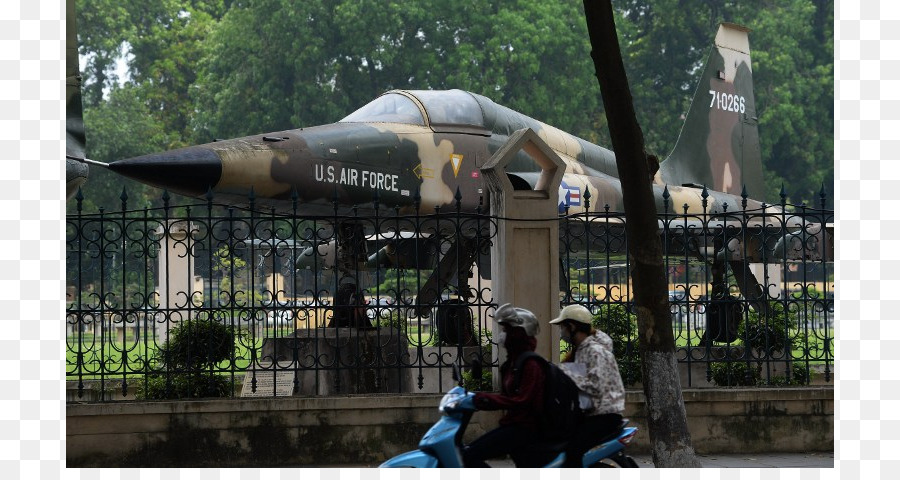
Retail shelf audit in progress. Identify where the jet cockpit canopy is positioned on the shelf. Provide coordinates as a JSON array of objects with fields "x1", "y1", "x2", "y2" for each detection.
[
  {"x1": 340, "y1": 93, "x2": 425, "y2": 125},
  {"x1": 341, "y1": 89, "x2": 488, "y2": 134}
]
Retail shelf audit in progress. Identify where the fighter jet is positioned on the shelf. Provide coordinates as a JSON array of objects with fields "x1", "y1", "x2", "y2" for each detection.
[
  {"x1": 109, "y1": 23, "x2": 767, "y2": 218},
  {"x1": 99, "y1": 23, "x2": 830, "y2": 324}
]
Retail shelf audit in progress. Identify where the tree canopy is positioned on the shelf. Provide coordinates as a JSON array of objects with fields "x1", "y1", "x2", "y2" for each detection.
[{"x1": 72, "y1": 0, "x2": 833, "y2": 212}]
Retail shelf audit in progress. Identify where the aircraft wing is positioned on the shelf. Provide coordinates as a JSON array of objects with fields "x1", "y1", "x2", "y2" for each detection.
[{"x1": 561, "y1": 213, "x2": 834, "y2": 263}]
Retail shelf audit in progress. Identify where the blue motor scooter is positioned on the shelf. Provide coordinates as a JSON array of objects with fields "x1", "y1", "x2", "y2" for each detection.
[{"x1": 380, "y1": 367, "x2": 639, "y2": 468}]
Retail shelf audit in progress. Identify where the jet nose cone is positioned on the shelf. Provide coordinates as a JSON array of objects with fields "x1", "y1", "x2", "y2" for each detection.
[{"x1": 109, "y1": 146, "x2": 222, "y2": 197}]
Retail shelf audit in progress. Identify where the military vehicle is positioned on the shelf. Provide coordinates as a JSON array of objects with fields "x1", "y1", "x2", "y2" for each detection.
[
  {"x1": 81, "y1": 23, "x2": 830, "y2": 324},
  {"x1": 109, "y1": 24, "x2": 765, "y2": 218}
]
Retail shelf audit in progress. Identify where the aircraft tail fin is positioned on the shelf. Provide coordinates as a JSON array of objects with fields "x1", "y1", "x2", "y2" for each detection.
[{"x1": 658, "y1": 23, "x2": 765, "y2": 201}]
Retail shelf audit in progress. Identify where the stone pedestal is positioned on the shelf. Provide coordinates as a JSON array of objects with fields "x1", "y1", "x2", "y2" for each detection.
[
  {"x1": 247, "y1": 328, "x2": 407, "y2": 396},
  {"x1": 403, "y1": 345, "x2": 484, "y2": 393},
  {"x1": 480, "y1": 128, "x2": 565, "y2": 385}
]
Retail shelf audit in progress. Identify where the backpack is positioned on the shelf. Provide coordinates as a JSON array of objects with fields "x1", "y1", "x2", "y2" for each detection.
[{"x1": 512, "y1": 351, "x2": 583, "y2": 441}]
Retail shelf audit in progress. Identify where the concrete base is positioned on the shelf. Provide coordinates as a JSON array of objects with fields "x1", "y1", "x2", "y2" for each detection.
[
  {"x1": 403, "y1": 345, "x2": 484, "y2": 393},
  {"x1": 255, "y1": 328, "x2": 407, "y2": 395},
  {"x1": 66, "y1": 387, "x2": 833, "y2": 467},
  {"x1": 251, "y1": 331, "x2": 484, "y2": 395}
]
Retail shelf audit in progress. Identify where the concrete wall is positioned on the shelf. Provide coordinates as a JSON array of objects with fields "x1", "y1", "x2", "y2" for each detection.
[{"x1": 66, "y1": 387, "x2": 833, "y2": 468}]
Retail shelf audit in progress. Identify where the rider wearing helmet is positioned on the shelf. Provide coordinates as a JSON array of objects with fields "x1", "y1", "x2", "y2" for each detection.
[
  {"x1": 550, "y1": 304, "x2": 626, "y2": 467},
  {"x1": 462, "y1": 303, "x2": 547, "y2": 467}
]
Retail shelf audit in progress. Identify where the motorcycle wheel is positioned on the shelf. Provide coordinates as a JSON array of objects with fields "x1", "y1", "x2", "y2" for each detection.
[{"x1": 594, "y1": 453, "x2": 639, "y2": 468}]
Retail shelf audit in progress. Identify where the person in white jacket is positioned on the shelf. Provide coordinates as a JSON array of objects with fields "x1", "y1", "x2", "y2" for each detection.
[{"x1": 549, "y1": 304, "x2": 626, "y2": 467}]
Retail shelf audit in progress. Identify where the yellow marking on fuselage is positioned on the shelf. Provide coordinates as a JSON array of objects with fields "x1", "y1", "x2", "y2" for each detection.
[
  {"x1": 398, "y1": 134, "x2": 456, "y2": 210},
  {"x1": 216, "y1": 142, "x2": 292, "y2": 197}
]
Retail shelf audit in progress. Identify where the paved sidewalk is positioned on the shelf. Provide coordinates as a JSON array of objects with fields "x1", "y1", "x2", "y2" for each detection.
[
  {"x1": 630, "y1": 451, "x2": 834, "y2": 468},
  {"x1": 322, "y1": 451, "x2": 834, "y2": 468}
]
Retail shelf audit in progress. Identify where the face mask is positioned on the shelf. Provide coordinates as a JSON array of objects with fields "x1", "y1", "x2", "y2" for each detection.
[
  {"x1": 559, "y1": 326, "x2": 573, "y2": 344},
  {"x1": 496, "y1": 331, "x2": 506, "y2": 346}
]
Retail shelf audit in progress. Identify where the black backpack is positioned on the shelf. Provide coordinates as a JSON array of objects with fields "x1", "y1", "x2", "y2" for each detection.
[{"x1": 512, "y1": 351, "x2": 584, "y2": 441}]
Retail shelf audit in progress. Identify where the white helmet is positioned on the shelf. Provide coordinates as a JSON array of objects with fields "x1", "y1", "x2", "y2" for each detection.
[
  {"x1": 494, "y1": 303, "x2": 540, "y2": 336},
  {"x1": 549, "y1": 304, "x2": 593, "y2": 326}
]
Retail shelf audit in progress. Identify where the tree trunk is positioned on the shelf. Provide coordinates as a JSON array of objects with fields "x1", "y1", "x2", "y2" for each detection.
[{"x1": 581, "y1": 0, "x2": 701, "y2": 467}]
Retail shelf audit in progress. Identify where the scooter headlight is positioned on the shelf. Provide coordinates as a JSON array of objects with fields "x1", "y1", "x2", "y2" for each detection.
[{"x1": 438, "y1": 391, "x2": 461, "y2": 413}]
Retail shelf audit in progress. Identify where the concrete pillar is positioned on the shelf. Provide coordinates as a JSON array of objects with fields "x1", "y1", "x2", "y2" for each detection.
[
  {"x1": 480, "y1": 128, "x2": 565, "y2": 364},
  {"x1": 750, "y1": 263, "x2": 783, "y2": 299},
  {"x1": 155, "y1": 221, "x2": 197, "y2": 341}
]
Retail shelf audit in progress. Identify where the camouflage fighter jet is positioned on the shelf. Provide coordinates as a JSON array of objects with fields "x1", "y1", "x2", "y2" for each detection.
[
  {"x1": 97, "y1": 23, "x2": 829, "y2": 324},
  {"x1": 110, "y1": 24, "x2": 766, "y2": 218}
]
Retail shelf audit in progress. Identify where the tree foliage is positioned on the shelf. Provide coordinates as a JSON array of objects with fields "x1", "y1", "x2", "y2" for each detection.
[{"x1": 74, "y1": 0, "x2": 833, "y2": 211}]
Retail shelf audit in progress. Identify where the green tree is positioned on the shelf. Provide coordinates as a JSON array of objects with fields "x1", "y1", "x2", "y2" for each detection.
[
  {"x1": 189, "y1": 1, "x2": 603, "y2": 142},
  {"x1": 124, "y1": 1, "x2": 227, "y2": 144},
  {"x1": 612, "y1": 0, "x2": 833, "y2": 205},
  {"x1": 743, "y1": 0, "x2": 834, "y2": 205},
  {"x1": 189, "y1": 0, "x2": 347, "y2": 140},
  {"x1": 76, "y1": 0, "x2": 833, "y2": 211},
  {"x1": 71, "y1": 84, "x2": 195, "y2": 214}
]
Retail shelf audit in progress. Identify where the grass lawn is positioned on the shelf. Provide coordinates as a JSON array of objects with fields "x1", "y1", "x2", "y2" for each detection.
[{"x1": 68, "y1": 324, "x2": 832, "y2": 382}]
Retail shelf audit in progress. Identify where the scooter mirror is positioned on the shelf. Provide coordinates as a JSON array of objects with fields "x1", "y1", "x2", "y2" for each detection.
[{"x1": 451, "y1": 363, "x2": 462, "y2": 385}]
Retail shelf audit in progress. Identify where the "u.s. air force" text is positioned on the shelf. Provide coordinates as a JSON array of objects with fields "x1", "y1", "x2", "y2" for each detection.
[{"x1": 314, "y1": 164, "x2": 399, "y2": 192}]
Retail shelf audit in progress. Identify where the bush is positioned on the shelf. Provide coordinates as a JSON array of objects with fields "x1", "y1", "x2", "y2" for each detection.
[
  {"x1": 591, "y1": 304, "x2": 642, "y2": 386},
  {"x1": 139, "y1": 372, "x2": 232, "y2": 399},
  {"x1": 710, "y1": 361, "x2": 761, "y2": 386},
  {"x1": 374, "y1": 309, "x2": 406, "y2": 333},
  {"x1": 740, "y1": 301, "x2": 799, "y2": 357},
  {"x1": 710, "y1": 301, "x2": 811, "y2": 387},
  {"x1": 462, "y1": 368, "x2": 493, "y2": 391},
  {"x1": 139, "y1": 316, "x2": 241, "y2": 400},
  {"x1": 155, "y1": 316, "x2": 240, "y2": 370},
  {"x1": 710, "y1": 361, "x2": 811, "y2": 387},
  {"x1": 767, "y1": 363, "x2": 812, "y2": 387}
]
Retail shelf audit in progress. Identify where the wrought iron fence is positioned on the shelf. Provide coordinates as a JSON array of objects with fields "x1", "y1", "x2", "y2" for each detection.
[
  {"x1": 66, "y1": 188, "x2": 833, "y2": 401},
  {"x1": 559, "y1": 187, "x2": 833, "y2": 389}
]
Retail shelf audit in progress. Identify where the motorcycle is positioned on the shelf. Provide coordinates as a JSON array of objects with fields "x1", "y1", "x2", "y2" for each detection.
[{"x1": 379, "y1": 367, "x2": 639, "y2": 468}]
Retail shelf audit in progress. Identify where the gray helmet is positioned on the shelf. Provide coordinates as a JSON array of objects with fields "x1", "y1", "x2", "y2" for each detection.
[{"x1": 494, "y1": 303, "x2": 540, "y2": 337}]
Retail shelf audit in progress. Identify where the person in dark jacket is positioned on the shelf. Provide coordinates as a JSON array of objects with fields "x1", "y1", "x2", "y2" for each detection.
[{"x1": 462, "y1": 303, "x2": 547, "y2": 467}]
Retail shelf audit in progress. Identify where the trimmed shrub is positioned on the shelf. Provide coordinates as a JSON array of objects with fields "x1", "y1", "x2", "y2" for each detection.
[
  {"x1": 139, "y1": 372, "x2": 232, "y2": 399},
  {"x1": 591, "y1": 303, "x2": 642, "y2": 386},
  {"x1": 710, "y1": 300, "x2": 811, "y2": 387},
  {"x1": 138, "y1": 316, "x2": 241, "y2": 400},
  {"x1": 710, "y1": 361, "x2": 761, "y2": 386},
  {"x1": 462, "y1": 368, "x2": 493, "y2": 391}
]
